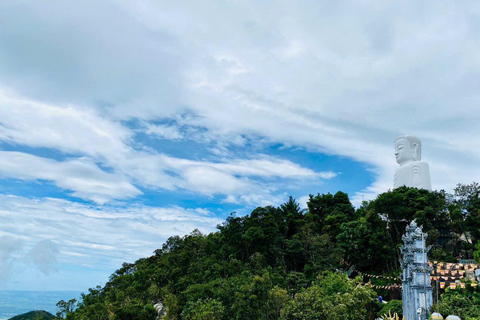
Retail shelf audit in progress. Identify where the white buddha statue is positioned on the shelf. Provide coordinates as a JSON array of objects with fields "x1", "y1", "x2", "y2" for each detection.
[{"x1": 394, "y1": 135, "x2": 432, "y2": 191}]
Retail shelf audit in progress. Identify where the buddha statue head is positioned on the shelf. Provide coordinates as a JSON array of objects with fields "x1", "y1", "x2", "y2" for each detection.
[{"x1": 394, "y1": 135, "x2": 422, "y2": 165}]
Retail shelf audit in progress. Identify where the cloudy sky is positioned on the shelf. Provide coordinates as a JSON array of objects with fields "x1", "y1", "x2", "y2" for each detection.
[{"x1": 1, "y1": 0, "x2": 480, "y2": 291}]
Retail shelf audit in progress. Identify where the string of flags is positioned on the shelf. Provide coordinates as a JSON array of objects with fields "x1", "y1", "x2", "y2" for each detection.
[
  {"x1": 432, "y1": 276, "x2": 466, "y2": 281},
  {"x1": 360, "y1": 280, "x2": 478, "y2": 291},
  {"x1": 368, "y1": 283, "x2": 402, "y2": 290},
  {"x1": 429, "y1": 261, "x2": 478, "y2": 271},
  {"x1": 353, "y1": 267, "x2": 400, "y2": 282},
  {"x1": 345, "y1": 275, "x2": 402, "y2": 291},
  {"x1": 351, "y1": 268, "x2": 402, "y2": 290},
  {"x1": 349, "y1": 277, "x2": 478, "y2": 291},
  {"x1": 438, "y1": 282, "x2": 478, "y2": 289},
  {"x1": 349, "y1": 260, "x2": 479, "y2": 292},
  {"x1": 357, "y1": 280, "x2": 478, "y2": 291}
]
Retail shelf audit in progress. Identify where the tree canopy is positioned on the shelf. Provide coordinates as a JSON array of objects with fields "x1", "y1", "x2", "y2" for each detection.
[{"x1": 57, "y1": 183, "x2": 480, "y2": 320}]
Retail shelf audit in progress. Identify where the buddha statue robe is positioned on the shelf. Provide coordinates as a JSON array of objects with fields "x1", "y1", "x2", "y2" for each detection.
[{"x1": 394, "y1": 161, "x2": 432, "y2": 190}]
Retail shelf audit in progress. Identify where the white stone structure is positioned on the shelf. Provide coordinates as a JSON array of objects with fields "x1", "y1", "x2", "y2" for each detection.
[
  {"x1": 400, "y1": 221, "x2": 433, "y2": 320},
  {"x1": 432, "y1": 313, "x2": 462, "y2": 320},
  {"x1": 394, "y1": 136, "x2": 432, "y2": 191},
  {"x1": 431, "y1": 312, "x2": 444, "y2": 319},
  {"x1": 154, "y1": 301, "x2": 166, "y2": 320}
]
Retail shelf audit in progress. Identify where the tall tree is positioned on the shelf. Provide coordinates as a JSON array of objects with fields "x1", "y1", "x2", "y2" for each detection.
[
  {"x1": 337, "y1": 203, "x2": 397, "y2": 272},
  {"x1": 306, "y1": 191, "x2": 355, "y2": 239},
  {"x1": 371, "y1": 187, "x2": 449, "y2": 249},
  {"x1": 454, "y1": 182, "x2": 480, "y2": 246}
]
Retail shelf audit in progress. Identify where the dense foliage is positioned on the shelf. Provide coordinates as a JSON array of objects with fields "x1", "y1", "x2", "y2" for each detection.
[
  {"x1": 436, "y1": 286, "x2": 480, "y2": 320},
  {"x1": 377, "y1": 300, "x2": 403, "y2": 318},
  {"x1": 8, "y1": 310, "x2": 55, "y2": 320},
  {"x1": 56, "y1": 184, "x2": 480, "y2": 320}
]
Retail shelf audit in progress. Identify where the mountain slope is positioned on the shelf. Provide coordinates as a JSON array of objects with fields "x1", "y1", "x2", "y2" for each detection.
[{"x1": 8, "y1": 310, "x2": 55, "y2": 320}]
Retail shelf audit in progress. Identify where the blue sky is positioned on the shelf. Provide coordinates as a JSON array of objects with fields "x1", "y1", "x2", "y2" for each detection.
[{"x1": 1, "y1": 0, "x2": 480, "y2": 292}]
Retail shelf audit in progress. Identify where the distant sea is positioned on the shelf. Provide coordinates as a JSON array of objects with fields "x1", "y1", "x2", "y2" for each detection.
[{"x1": 0, "y1": 291, "x2": 81, "y2": 320}]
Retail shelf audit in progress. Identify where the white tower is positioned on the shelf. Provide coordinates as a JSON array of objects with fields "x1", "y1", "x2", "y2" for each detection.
[{"x1": 400, "y1": 221, "x2": 433, "y2": 320}]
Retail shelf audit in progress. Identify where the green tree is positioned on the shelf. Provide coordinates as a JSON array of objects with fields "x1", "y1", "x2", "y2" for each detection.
[
  {"x1": 307, "y1": 191, "x2": 355, "y2": 239},
  {"x1": 436, "y1": 287, "x2": 480, "y2": 319},
  {"x1": 337, "y1": 208, "x2": 396, "y2": 273},
  {"x1": 8, "y1": 311, "x2": 55, "y2": 320},
  {"x1": 66, "y1": 188, "x2": 478, "y2": 320},
  {"x1": 377, "y1": 300, "x2": 403, "y2": 318},
  {"x1": 230, "y1": 272, "x2": 286, "y2": 320},
  {"x1": 55, "y1": 299, "x2": 77, "y2": 319},
  {"x1": 454, "y1": 182, "x2": 480, "y2": 246},
  {"x1": 301, "y1": 229, "x2": 343, "y2": 278},
  {"x1": 181, "y1": 298, "x2": 225, "y2": 320},
  {"x1": 281, "y1": 272, "x2": 375, "y2": 320},
  {"x1": 281, "y1": 197, "x2": 306, "y2": 271},
  {"x1": 474, "y1": 241, "x2": 480, "y2": 264},
  {"x1": 371, "y1": 187, "x2": 449, "y2": 251}
]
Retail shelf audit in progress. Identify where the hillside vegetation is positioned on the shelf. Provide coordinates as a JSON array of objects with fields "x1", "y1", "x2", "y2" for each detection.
[
  {"x1": 56, "y1": 184, "x2": 480, "y2": 320},
  {"x1": 8, "y1": 310, "x2": 55, "y2": 320}
]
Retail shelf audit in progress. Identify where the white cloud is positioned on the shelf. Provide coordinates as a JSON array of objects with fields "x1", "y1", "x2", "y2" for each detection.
[
  {"x1": 27, "y1": 239, "x2": 59, "y2": 275},
  {"x1": 0, "y1": 0, "x2": 479, "y2": 215},
  {"x1": 2, "y1": 1, "x2": 480, "y2": 211},
  {"x1": 0, "y1": 89, "x2": 132, "y2": 160},
  {"x1": 143, "y1": 123, "x2": 184, "y2": 140},
  {"x1": 2, "y1": 0, "x2": 480, "y2": 292},
  {"x1": 143, "y1": 154, "x2": 332, "y2": 198},
  {"x1": 0, "y1": 90, "x2": 332, "y2": 205},
  {"x1": 0, "y1": 195, "x2": 227, "y2": 289},
  {"x1": 0, "y1": 236, "x2": 22, "y2": 285},
  {"x1": 0, "y1": 151, "x2": 141, "y2": 204},
  {"x1": 0, "y1": 0, "x2": 184, "y2": 119},
  {"x1": 162, "y1": 0, "x2": 480, "y2": 197},
  {"x1": 297, "y1": 196, "x2": 310, "y2": 210},
  {"x1": 179, "y1": 165, "x2": 251, "y2": 195},
  {"x1": 209, "y1": 157, "x2": 330, "y2": 179},
  {"x1": 0, "y1": 195, "x2": 223, "y2": 271},
  {"x1": 1, "y1": 1, "x2": 479, "y2": 204}
]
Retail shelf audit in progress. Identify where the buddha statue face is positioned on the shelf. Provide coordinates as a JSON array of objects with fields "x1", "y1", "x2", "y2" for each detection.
[{"x1": 395, "y1": 137, "x2": 418, "y2": 165}]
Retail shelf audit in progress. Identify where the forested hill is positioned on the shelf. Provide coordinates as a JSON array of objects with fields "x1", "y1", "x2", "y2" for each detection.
[
  {"x1": 8, "y1": 310, "x2": 55, "y2": 320},
  {"x1": 57, "y1": 184, "x2": 480, "y2": 320}
]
